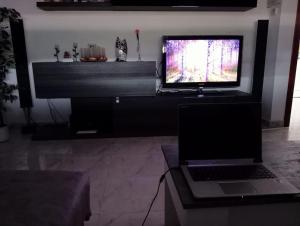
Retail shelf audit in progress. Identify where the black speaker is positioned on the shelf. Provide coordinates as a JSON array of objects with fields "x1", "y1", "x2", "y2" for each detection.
[
  {"x1": 9, "y1": 19, "x2": 33, "y2": 108},
  {"x1": 252, "y1": 20, "x2": 269, "y2": 100}
]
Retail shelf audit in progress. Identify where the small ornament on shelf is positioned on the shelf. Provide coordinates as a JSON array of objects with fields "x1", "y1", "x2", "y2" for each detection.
[
  {"x1": 62, "y1": 51, "x2": 73, "y2": 62},
  {"x1": 79, "y1": 44, "x2": 107, "y2": 62},
  {"x1": 54, "y1": 44, "x2": 60, "y2": 62},
  {"x1": 135, "y1": 29, "x2": 141, "y2": 61},
  {"x1": 63, "y1": 51, "x2": 71, "y2": 58},
  {"x1": 115, "y1": 37, "x2": 127, "y2": 62},
  {"x1": 72, "y1": 42, "x2": 79, "y2": 62}
]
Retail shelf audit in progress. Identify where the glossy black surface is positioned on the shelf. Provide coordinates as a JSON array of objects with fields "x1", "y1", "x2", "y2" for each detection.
[
  {"x1": 252, "y1": 20, "x2": 269, "y2": 100},
  {"x1": 111, "y1": 0, "x2": 257, "y2": 7},
  {"x1": 162, "y1": 145, "x2": 300, "y2": 209},
  {"x1": 32, "y1": 91, "x2": 253, "y2": 140},
  {"x1": 32, "y1": 60, "x2": 255, "y2": 139},
  {"x1": 70, "y1": 98, "x2": 114, "y2": 135},
  {"x1": 162, "y1": 35, "x2": 243, "y2": 89},
  {"x1": 9, "y1": 19, "x2": 33, "y2": 108},
  {"x1": 32, "y1": 62, "x2": 156, "y2": 98},
  {"x1": 36, "y1": 0, "x2": 257, "y2": 11},
  {"x1": 178, "y1": 102, "x2": 262, "y2": 162}
]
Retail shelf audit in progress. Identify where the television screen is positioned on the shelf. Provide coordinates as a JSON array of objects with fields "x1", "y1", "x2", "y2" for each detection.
[{"x1": 162, "y1": 36, "x2": 243, "y2": 88}]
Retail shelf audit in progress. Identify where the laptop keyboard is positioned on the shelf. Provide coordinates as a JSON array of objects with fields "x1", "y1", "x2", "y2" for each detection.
[{"x1": 187, "y1": 165, "x2": 276, "y2": 181}]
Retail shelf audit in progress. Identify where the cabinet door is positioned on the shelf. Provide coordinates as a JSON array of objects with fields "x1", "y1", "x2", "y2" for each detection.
[
  {"x1": 70, "y1": 98, "x2": 113, "y2": 134},
  {"x1": 113, "y1": 96, "x2": 180, "y2": 136}
]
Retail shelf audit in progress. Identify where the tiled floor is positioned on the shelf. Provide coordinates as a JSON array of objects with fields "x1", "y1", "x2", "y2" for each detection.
[
  {"x1": 289, "y1": 97, "x2": 300, "y2": 140},
  {"x1": 0, "y1": 127, "x2": 300, "y2": 226},
  {"x1": 291, "y1": 98, "x2": 300, "y2": 127}
]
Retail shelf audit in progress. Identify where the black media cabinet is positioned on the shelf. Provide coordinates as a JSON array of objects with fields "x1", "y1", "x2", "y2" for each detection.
[
  {"x1": 32, "y1": 62, "x2": 254, "y2": 140},
  {"x1": 32, "y1": 91, "x2": 253, "y2": 140}
]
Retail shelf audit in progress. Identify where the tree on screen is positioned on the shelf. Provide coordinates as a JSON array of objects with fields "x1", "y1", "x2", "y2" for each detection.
[
  {"x1": 205, "y1": 40, "x2": 213, "y2": 81},
  {"x1": 220, "y1": 40, "x2": 224, "y2": 76}
]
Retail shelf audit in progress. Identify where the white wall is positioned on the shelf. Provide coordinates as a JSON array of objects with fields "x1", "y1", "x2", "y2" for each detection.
[
  {"x1": 2, "y1": 0, "x2": 270, "y2": 124},
  {"x1": 262, "y1": 0, "x2": 298, "y2": 125},
  {"x1": 262, "y1": 5, "x2": 280, "y2": 122},
  {"x1": 271, "y1": 0, "x2": 298, "y2": 123},
  {"x1": 294, "y1": 57, "x2": 300, "y2": 97}
]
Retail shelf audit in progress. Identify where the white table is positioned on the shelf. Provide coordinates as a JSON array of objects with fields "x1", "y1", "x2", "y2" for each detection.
[{"x1": 162, "y1": 145, "x2": 300, "y2": 226}]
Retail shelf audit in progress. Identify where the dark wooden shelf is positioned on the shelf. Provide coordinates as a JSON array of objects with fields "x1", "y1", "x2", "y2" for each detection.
[{"x1": 36, "y1": 1, "x2": 257, "y2": 12}]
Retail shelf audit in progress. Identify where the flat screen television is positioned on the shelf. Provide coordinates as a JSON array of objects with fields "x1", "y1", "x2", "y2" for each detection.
[{"x1": 162, "y1": 35, "x2": 243, "y2": 88}]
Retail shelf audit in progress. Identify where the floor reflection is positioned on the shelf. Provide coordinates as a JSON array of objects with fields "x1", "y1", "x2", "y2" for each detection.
[{"x1": 0, "y1": 126, "x2": 299, "y2": 226}]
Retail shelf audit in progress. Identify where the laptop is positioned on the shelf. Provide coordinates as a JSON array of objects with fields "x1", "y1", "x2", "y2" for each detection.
[{"x1": 179, "y1": 102, "x2": 299, "y2": 199}]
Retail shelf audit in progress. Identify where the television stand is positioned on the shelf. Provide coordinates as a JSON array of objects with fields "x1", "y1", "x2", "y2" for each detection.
[
  {"x1": 197, "y1": 88, "x2": 232, "y2": 97},
  {"x1": 157, "y1": 88, "x2": 230, "y2": 96},
  {"x1": 31, "y1": 61, "x2": 255, "y2": 140},
  {"x1": 197, "y1": 87, "x2": 204, "y2": 96},
  {"x1": 157, "y1": 89, "x2": 250, "y2": 97}
]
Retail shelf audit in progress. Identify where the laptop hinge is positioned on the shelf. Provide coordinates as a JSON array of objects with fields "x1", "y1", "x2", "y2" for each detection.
[{"x1": 184, "y1": 159, "x2": 256, "y2": 167}]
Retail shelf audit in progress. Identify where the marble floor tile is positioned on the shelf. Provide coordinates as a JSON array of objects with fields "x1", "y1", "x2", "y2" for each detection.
[
  {"x1": 86, "y1": 211, "x2": 164, "y2": 226},
  {"x1": 0, "y1": 126, "x2": 300, "y2": 226},
  {"x1": 290, "y1": 98, "x2": 300, "y2": 127},
  {"x1": 99, "y1": 176, "x2": 164, "y2": 214}
]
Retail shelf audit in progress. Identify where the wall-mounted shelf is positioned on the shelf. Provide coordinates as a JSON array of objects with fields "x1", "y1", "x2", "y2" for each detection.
[{"x1": 36, "y1": 1, "x2": 257, "y2": 12}]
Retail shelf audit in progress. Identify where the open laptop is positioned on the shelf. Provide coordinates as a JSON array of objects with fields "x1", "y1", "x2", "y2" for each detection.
[{"x1": 179, "y1": 102, "x2": 299, "y2": 199}]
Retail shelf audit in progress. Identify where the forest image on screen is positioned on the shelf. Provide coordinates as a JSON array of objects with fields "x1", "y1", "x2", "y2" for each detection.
[{"x1": 166, "y1": 39, "x2": 240, "y2": 83}]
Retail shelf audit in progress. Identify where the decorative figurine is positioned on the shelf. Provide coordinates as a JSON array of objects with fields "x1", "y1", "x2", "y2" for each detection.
[
  {"x1": 88, "y1": 44, "x2": 97, "y2": 61},
  {"x1": 135, "y1": 29, "x2": 141, "y2": 61},
  {"x1": 79, "y1": 44, "x2": 107, "y2": 62},
  {"x1": 54, "y1": 44, "x2": 60, "y2": 62},
  {"x1": 115, "y1": 37, "x2": 127, "y2": 62},
  {"x1": 72, "y1": 42, "x2": 79, "y2": 62},
  {"x1": 64, "y1": 51, "x2": 71, "y2": 59},
  {"x1": 62, "y1": 51, "x2": 73, "y2": 62}
]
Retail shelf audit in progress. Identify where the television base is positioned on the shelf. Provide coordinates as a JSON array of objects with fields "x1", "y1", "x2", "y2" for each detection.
[{"x1": 197, "y1": 87, "x2": 204, "y2": 96}]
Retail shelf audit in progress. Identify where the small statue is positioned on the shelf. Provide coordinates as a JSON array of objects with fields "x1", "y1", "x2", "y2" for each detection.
[
  {"x1": 72, "y1": 42, "x2": 79, "y2": 62},
  {"x1": 115, "y1": 37, "x2": 127, "y2": 62},
  {"x1": 54, "y1": 44, "x2": 60, "y2": 62},
  {"x1": 135, "y1": 29, "x2": 141, "y2": 61},
  {"x1": 63, "y1": 51, "x2": 71, "y2": 59}
]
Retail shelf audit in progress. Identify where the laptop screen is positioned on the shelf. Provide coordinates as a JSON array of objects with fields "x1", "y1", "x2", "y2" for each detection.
[{"x1": 178, "y1": 102, "x2": 262, "y2": 163}]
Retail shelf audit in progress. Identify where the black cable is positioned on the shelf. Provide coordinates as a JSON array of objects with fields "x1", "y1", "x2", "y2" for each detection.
[
  {"x1": 47, "y1": 99, "x2": 67, "y2": 123},
  {"x1": 23, "y1": 108, "x2": 30, "y2": 125},
  {"x1": 155, "y1": 61, "x2": 163, "y2": 94},
  {"x1": 29, "y1": 111, "x2": 36, "y2": 124},
  {"x1": 48, "y1": 100, "x2": 66, "y2": 122},
  {"x1": 47, "y1": 99, "x2": 57, "y2": 124},
  {"x1": 156, "y1": 83, "x2": 162, "y2": 95},
  {"x1": 156, "y1": 61, "x2": 163, "y2": 78},
  {"x1": 142, "y1": 167, "x2": 176, "y2": 226},
  {"x1": 23, "y1": 108, "x2": 36, "y2": 124}
]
